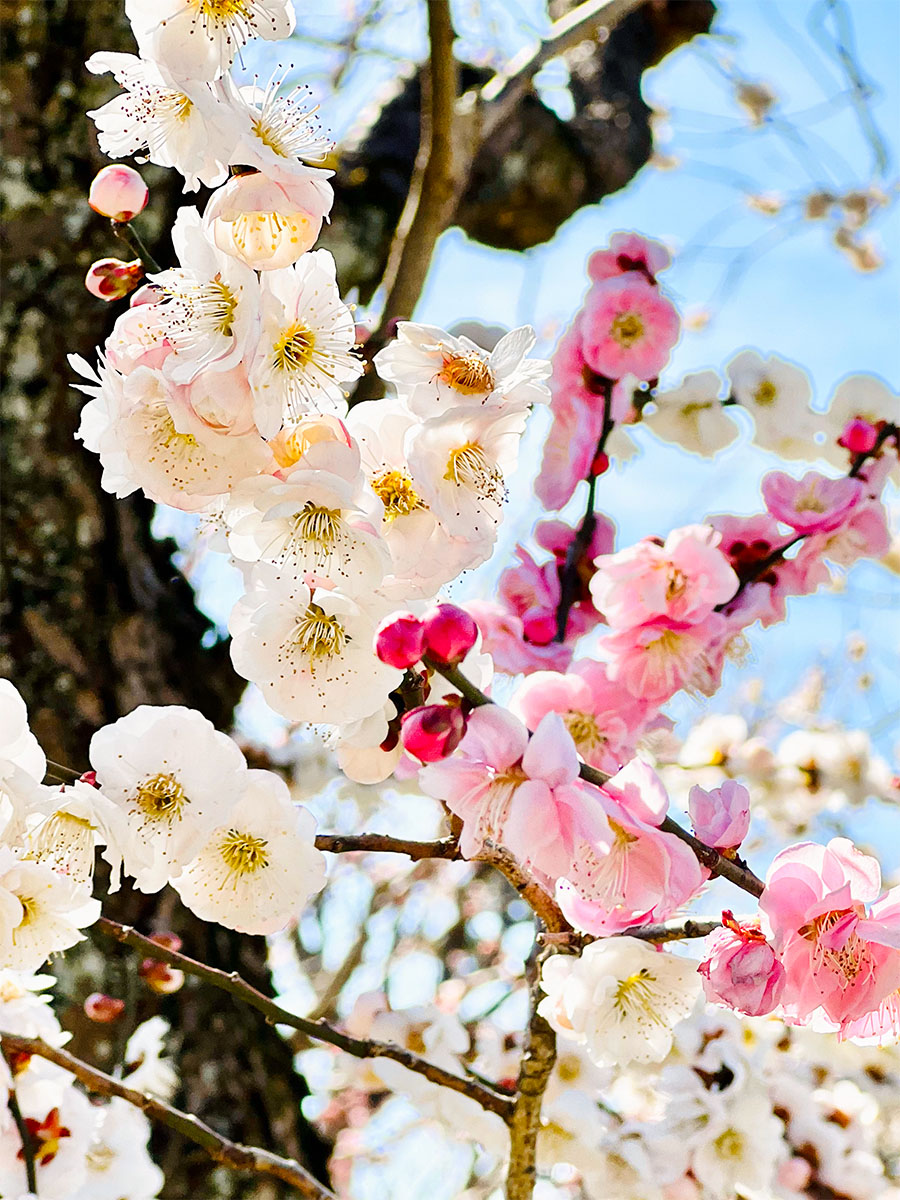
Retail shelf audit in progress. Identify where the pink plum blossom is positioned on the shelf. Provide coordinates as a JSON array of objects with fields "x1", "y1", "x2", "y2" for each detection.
[
  {"x1": 558, "y1": 758, "x2": 707, "y2": 934},
  {"x1": 602, "y1": 613, "x2": 730, "y2": 704},
  {"x1": 587, "y1": 231, "x2": 672, "y2": 285},
  {"x1": 796, "y1": 499, "x2": 890, "y2": 569},
  {"x1": 580, "y1": 276, "x2": 680, "y2": 382},
  {"x1": 419, "y1": 707, "x2": 606, "y2": 881},
  {"x1": 688, "y1": 780, "x2": 750, "y2": 850},
  {"x1": 204, "y1": 171, "x2": 333, "y2": 270},
  {"x1": 762, "y1": 470, "x2": 864, "y2": 534},
  {"x1": 698, "y1": 913, "x2": 786, "y2": 1017},
  {"x1": 759, "y1": 837, "x2": 900, "y2": 1029},
  {"x1": 535, "y1": 327, "x2": 607, "y2": 510},
  {"x1": 590, "y1": 524, "x2": 738, "y2": 630},
  {"x1": 467, "y1": 600, "x2": 575, "y2": 676}
]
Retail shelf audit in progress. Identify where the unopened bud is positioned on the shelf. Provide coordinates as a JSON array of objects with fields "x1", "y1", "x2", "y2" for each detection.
[
  {"x1": 139, "y1": 959, "x2": 185, "y2": 994},
  {"x1": 85, "y1": 257, "x2": 143, "y2": 301},
  {"x1": 838, "y1": 417, "x2": 879, "y2": 455},
  {"x1": 84, "y1": 992, "x2": 125, "y2": 1023},
  {"x1": 590, "y1": 451, "x2": 610, "y2": 476},
  {"x1": 375, "y1": 612, "x2": 426, "y2": 669},
  {"x1": 89, "y1": 165, "x2": 148, "y2": 222},
  {"x1": 401, "y1": 704, "x2": 466, "y2": 763},
  {"x1": 421, "y1": 603, "x2": 477, "y2": 666},
  {"x1": 521, "y1": 607, "x2": 556, "y2": 646}
]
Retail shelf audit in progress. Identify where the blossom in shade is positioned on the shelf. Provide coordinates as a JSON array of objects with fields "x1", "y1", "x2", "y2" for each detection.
[
  {"x1": 688, "y1": 780, "x2": 750, "y2": 851},
  {"x1": 759, "y1": 836, "x2": 900, "y2": 1029},
  {"x1": 204, "y1": 171, "x2": 333, "y2": 271},
  {"x1": 71, "y1": 1098, "x2": 164, "y2": 1200},
  {"x1": 587, "y1": 231, "x2": 672, "y2": 284},
  {"x1": 0, "y1": 1066, "x2": 95, "y2": 1199},
  {"x1": 0, "y1": 849, "x2": 101, "y2": 972},
  {"x1": 591, "y1": 524, "x2": 738, "y2": 630},
  {"x1": 24, "y1": 780, "x2": 136, "y2": 892},
  {"x1": 85, "y1": 257, "x2": 144, "y2": 301},
  {"x1": 229, "y1": 577, "x2": 402, "y2": 724},
  {"x1": 374, "y1": 322, "x2": 550, "y2": 417},
  {"x1": 642, "y1": 370, "x2": 740, "y2": 458},
  {"x1": 249, "y1": 249, "x2": 362, "y2": 437},
  {"x1": 172, "y1": 770, "x2": 325, "y2": 934},
  {"x1": 88, "y1": 705, "x2": 248, "y2": 892},
  {"x1": 580, "y1": 276, "x2": 680, "y2": 381},
  {"x1": 698, "y1": 913, "x2": 786, "y2": 1016},
  {"x1": 538, "y1": 936, "x2": 701, "y2": 1066},
  {"x1": 762, "y1": 470, "x2": 864, "y2": 534},
  {"x1": 125, "y1": 0, "x2": 296, "y2": 82}
]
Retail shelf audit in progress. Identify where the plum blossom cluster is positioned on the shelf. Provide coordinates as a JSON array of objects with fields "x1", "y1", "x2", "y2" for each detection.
[{"x1": 0, "y1": 968, "x2": 169, "y2": 1199}]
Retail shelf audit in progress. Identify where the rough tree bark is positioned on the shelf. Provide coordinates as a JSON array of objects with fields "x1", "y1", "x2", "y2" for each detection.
[{"x1": 0, "y1": 1, "x2": 714, "y2": 1195}]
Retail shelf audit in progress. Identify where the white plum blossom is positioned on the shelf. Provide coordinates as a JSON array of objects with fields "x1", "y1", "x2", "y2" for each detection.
[
  {"x1": 0, "y1": 849, "x2": 101, "y2": 972},
  {"x1": 538, "y1": 937, "x2": 701, "y2": 1067},
  {"x1": 249, "y1": 249, "x2": 362, "y2": 436},
  {"x1": 727, "y1": 349, "x2": 819, "y2": 459},
  {"x1": 0, "y1": 1061, "x2": 95, "y2": 1200},
  {"x1": 221, "y1": 73, "x2": 333, "y2": 185},
  {"x1": 204, "y1": 171, "x2": 334, "y2": 271},
  {"x1": 374, "y1": 322, "x2": 550, "y2": 418},
  {"x1": 88, "y1": 705, "x2": 248, "y2": 892},
  {"x1": 125, "y1": 0, "x2": 296, "y2": 83},
  {"x1": 691, "y1": 1087, "x2": 787, "y2": 1196},
  {"x1": 642, "y1": 370, "x2": 741, "y2": 457},
  {"x1": 0, "y1": 970, "x2": 65, "y2": 1045},
  {"x1": 406, "y1": 407, "x2": 527, "y2": 544},
  {"x1": 85, "y1": 52, "x2": 231, "y2": 191},
  {"x1": 0, "y1": 680, "x2": 46, "y2": 848},
  {"x1": 229, "y1": 577, "x2": 402, "y2": 723},
  {"x1": 24, "y1": 780, "x2": 137, "y2": 891},
  {"x1": 171, "y1": 769, "x2": 325, "y2": 934},
  {"x1": 71, "y1": 1098, "x2": 165, "y2": 1200},
  {"x1": 123, "y1": 1016, "x2": 178, "y2": 1101}
]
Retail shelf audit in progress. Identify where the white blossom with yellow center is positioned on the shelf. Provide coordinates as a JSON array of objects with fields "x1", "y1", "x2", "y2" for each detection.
[
  {"x1": 727, "y1": 349, "x2": 819, "y2": 461},
  {"x1": 172, "y1": 770, "x2": 325, "y2": 934},
  {"x1": 0, "y1": 848, "x2": 101, "y2": 973}
]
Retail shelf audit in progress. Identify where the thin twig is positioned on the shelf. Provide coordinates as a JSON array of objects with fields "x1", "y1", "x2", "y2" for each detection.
[
  {"x1": 94, "y1": 919, "x2": 513, "y2": 1119},
  {"x1": 0, "y1": 1031, "x2": 335, "y2": 1199},
  {"x1": 540, "y1": 915, "x2": 730, "y2": 950},
  {"x1": 315, "y1": 833, "x2": 461, "y2": 859},
  {"x1": 3, "y1": 1047, "x2": 37, "y2": 1193}
]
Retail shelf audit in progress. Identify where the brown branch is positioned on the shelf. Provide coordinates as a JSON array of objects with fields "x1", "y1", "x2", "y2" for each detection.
[
  {"x1": 540, "y1": 915, "x2": 729, "y2": 950},
  {"x1": 478, "y1": 841, "x2": 571, "y2": 935},
  {"x1": 315, "y1": 833, "x2": 461, "y2": 860},
  {"x1": 0, "y1": 1032, "x2": 335, "y2": 1199},
  {"x1": 505, "y1": 945, "x2": 557, "y2": 1200},
  {"x1": 3, "y1": 1047, "x2": 37, "y2": 1193},
  {"x1": 94, "y1": 918, "x2": 513, "y2": 1119}
]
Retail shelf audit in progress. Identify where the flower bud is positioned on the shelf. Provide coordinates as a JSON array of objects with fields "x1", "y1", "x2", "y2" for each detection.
[
  {"x1": 148, "y1": 931, "x2": 182, "y2": 953},
  {"x1": 375, "y1": 612, "x2": 426, "y2": 669},
  {"x1": 688, "y1": 780, "x2": 750, "y2": 851},
  {"x1": 139, "y1": 959, "x2": 185, "y2": 994},
  {"x1": 838, "y1": 417, "x2": 879, "y2": 455},
  {"x1": 85, "y1": 256, "x2": 144, "y2": 301},
  {"x1": 698, "y1": 913, "x2": 785, "y2": 1017},
  {"x1": 521, "y1": 606, "x2": 556, "y2": 646},
  {"x1": 88, "y1": 165, "x2": 148, "y2": 222},
  {"x1": 421, "y1": 603, "x2": 478, "y2": 666},
  {"x1": 401, "y1": 704, "x2": 466, "y2": 763},
  {"x1": 84, "y1": 992, "x2": 126, "y2": 1023}
]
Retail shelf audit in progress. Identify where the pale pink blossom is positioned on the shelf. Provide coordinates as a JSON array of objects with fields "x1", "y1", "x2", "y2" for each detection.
[
  {"x1": 558, "y1": 758, "x2": 707, "y2": 934},
  {"x1": 710, "y1": 512, "x2": 798, "y2": 628},
  {"x1": 688, "y1": 780, "x2": 750, "y2": 850},
  {"x1": 590, "y1": 525, "x2": 738, "y2": 630},
  {"x1": 587, "y1": 232, "x2": 672, "y2": 284},
  {"x1": 762, "y1": 470, "x2": 864, "y2": 535},
  {"x1": 204, "y1": 172, "x2": 333, "y2": 271},
  {"x1": 759, "y1": 837, "x2": 900, "y2": 1029},
  {"x1": 796, "y1": 500, "x2": 890, "y2": 569},
  {"x1": 580, "y1": 276, "x2": 680, "y2": 382},
  {"x1": 467, "y1": 600, "x2": 574, "y2": 676},
  {"x1": 535, "y1": 329, "x2": 607, "y2": 510},
  {"x1": 602, "y1": 613, "x2": 730, "y2": 704},
  {"x1": 698, "y1": 913, "x2": 785, "y2": 1016}
]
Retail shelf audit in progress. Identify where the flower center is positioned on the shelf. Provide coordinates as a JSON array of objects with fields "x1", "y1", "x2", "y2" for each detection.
[
  {"x1": 444, "y1": 442, "x2": 505, "y2": 503},
  {"x1": 162, "y1": 274, "x2": 237, "y2": 339},
  {"x1": 666, "y1": 566, "x2": 688, "y2": 599},
  {"x1": 563, "y1": 710, "x2": 605, "y2": 750},
  {"x1": 753, "y1": 379, "x2": 778, "y2": 406},
  {"x1": 612, "y1": 967, "x2": 668, "y2": 1025},
  {"x1": 714, "y1": 1129, "x2": 745, "y2": 1159},
  {"x1": 610, "y1": 313, "x2": 645, "y2": 347},
  {"x1": 292, "y1": 501, "x2": 343, "y2": 547},
  {"x1": 219, "y1": 829, "x2": 270, "y2": 877},
  {"x1": 290, "y1": 603, "x2": 348, "y2": 664},
  {"x1": 272, "y1": 323, "x2": 316, "y2": 373},
  {"x1": 371, "y1": 469, "x2": 425, "y2": 521},
  {"x1": 86, "y1": 1143, "x2": 117, "y2": 1172},
  {"x1": 134, "y1": 772, "x2": 186, "y2": 823},
  {"x1": 23, "y1": 1108, "x2": 71, "y2": 1168},
  {"x1": 29, "y1": 811, "x2": 95, "y2": 880},
  {"x1": 196, "y1": 0, "x2": 254, "y2": 20},
  {"x1": 802, "y1": 910, "x2": 873, "y2": 984},
  {"x1": 438, "y1": 352, "x2": 495, "y2": 395},
  {"x1": 794, "y1": 485, "x2": 828, "y2": 513}
]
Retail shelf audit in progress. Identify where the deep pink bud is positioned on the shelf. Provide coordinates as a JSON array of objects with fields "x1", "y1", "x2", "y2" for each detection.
[
  {"x1": 84, "y1": 992, "x2": 126, "y2": 1023},
  {"x1": 421, "y1": 603, "x2": 478, "y2": 666},
  {"x1": 591, "y1": 451, "x2": 610, "y2": 476},
  {"x1": 78, "y1": 770, "x2": 99, "y2": 787},
  {"x1": 375, "y1": 612, "x2": 426, "y2": 669},
  {"x1": 698, "y1": 913, "x2": 785, "y2": 1017},
  {"x1": 521, "y1": 606, "x2": 556, "y2": 645},
  {"x1": 401, "y1": 704, "x2": 466, "y2": 762},
  {"x1": 85, "y1": 256, "x2": 143, "y2": 301},
  {"x1": 838, "y1": 417, "x2": 879, "y2": 455},
  {"x1": 688, "y1": 780, "x2": 750, "y2": 850},
  {"x1": 88, "y1": 165, "x2": 148, "y2": 222}
]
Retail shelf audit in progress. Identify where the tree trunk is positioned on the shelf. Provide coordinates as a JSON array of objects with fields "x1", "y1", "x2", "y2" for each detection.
[{"x1": 0, "y1": 3, "x2": 330, "y2": 1194}]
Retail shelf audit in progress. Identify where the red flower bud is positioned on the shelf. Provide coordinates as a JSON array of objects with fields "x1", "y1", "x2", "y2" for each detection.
[
  {"x1": 375, "y1": 612, "x2": 426, "y2": 669},
  {"x1": 838, "y1": 417, "x2": 879, "y2": 455},
  {"x1": 401, "y1": 704, "x2": 466, "y2": 762},
  {"x1": 84, "y1": 992, "x2": 126, "y2": 1023},
  {"x1": 421, "y1": 603, "x2": 477, "y2": 666},
  {"x1": 85, "y1": 257, "x2": 144, "y2": 301}
]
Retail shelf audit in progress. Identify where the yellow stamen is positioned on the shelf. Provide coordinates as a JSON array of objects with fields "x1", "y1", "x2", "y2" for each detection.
[
  {"x1": 134, "y1": 773, "x2": 186, "y2": 823},
  {"x1": 438, "y1": 352, "x2": 495, "y2": 395},
  {"x1": 219, "y1": 829, "x2": 269, "y2": 877},
  {"x1": 272, "y1": 323, "x2": 316, "y2": 373},
  {"x1": 610, "y1": 313, "x2": 645, "y2": 347},
  {"x1": 371, "y1": 469, "x2": 425, "y2": 521}
]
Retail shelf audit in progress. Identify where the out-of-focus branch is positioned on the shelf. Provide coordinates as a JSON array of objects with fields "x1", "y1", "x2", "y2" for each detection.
[
  {"x1": 0, "y1": 1032, "x2": 335, "y2": 1199},
  {"x1": 95, "y1": 919, "x2": 513, "y2": 1118},
  {"x1": 315, "y1": 833, "x2": 461, "y2": 859},
  {"x1": 541, "y1": 915, "x2": 729, "y2": 949},
  {"x1": 505, "y1": 947, "x2": 557, "y2": 1200}
]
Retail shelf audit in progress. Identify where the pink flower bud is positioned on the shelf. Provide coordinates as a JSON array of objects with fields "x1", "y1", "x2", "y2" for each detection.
[
  {"x1": 521, "y1": 606, "x2": 557, "y2": 645},
  {"x1": 688, "y1": 780, "x2": 750, "y2": 850},
  {"x1": 78, "y1": 770, "x2": 99, "y2": 787},
  {"x1": 88, "y1": 165, "x2": 148, "y2": 222},
  {"x1": 375, "y1": 612, "x2": 426, "y2": 669},
  {"x1": 401, "y1": 704, "x2": 466, "y2": 763},
  {"x1": 698, "y1": 913, "x2": 785, "y2": 1017},
  {"x1": 838, "y1": 417, "x2": 879, "y2": 455},
  {"x1": 85, "y1": 257, "x2": 143, "y2": 301},
  {"x1": 777, "y1": 1158, "x2": 812, "y2": 1191},
  {"x1": 421, "y1": 603, "x2": 478, "y2": 666},
  {"x1": 84, "y1": 992, "x2": 126, "y2": 1023}
]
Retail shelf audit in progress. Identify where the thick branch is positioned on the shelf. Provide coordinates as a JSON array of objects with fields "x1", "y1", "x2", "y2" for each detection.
[
  {"x1": 0, "y1": 1032, "x2": 334, "y2": 1199},
  {"x1": 505, "y1": 948, "x2": 557, "y2": 1200},
  {"x1": 95, "y1": 918, "x2": 513, "y2": 1119}
]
